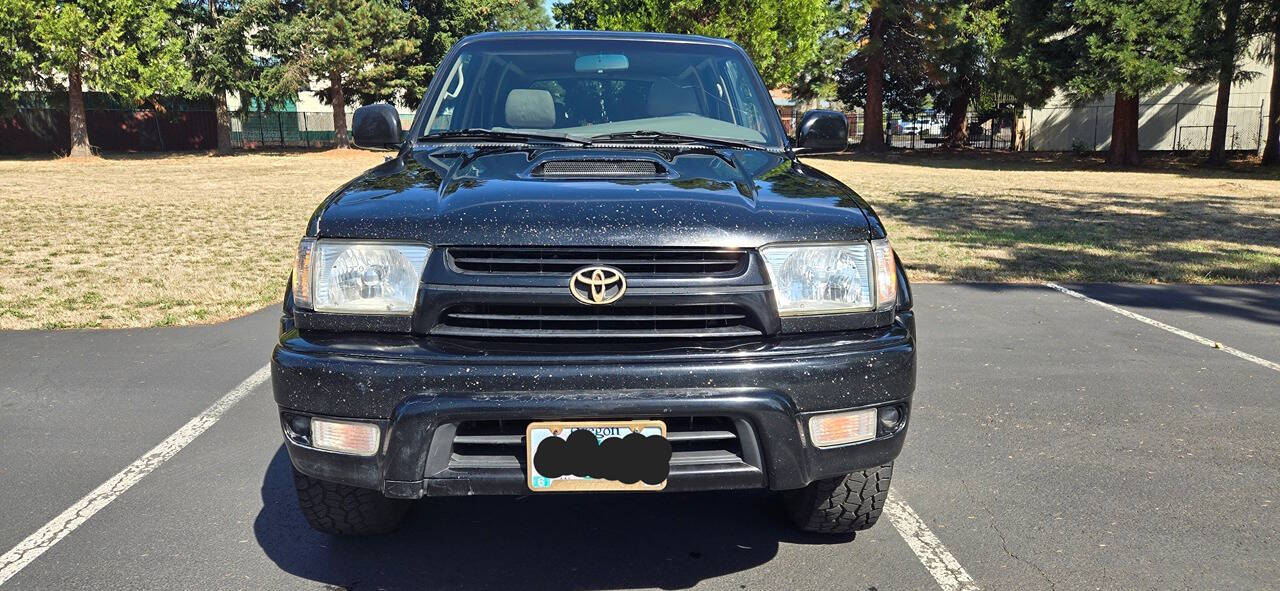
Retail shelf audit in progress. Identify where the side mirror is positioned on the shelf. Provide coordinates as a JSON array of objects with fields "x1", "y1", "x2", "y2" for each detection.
[
  {"x1": 352, "y1": 104, "x2": 402, "y2": 150},
  {"x1": 795, "y1": 109, "x2": 848, "y2": 154}
]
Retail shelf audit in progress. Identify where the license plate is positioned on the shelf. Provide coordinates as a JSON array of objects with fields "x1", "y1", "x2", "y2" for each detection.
[{"x1": 526, "y1": 420, "x2": 670, "y2": 492}]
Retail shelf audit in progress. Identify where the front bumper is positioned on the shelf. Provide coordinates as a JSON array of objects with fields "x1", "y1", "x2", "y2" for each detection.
[{"x1": 271, "y1": 312, "x2": 916, "y2": 499}]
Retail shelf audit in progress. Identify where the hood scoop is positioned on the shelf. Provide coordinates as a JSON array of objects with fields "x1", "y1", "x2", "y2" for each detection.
[{"x1": 531, "y1": 159, "x2": 666, "y2": 178}]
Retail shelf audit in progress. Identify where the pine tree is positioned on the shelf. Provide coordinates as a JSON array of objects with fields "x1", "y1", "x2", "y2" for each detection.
[
  {"x1": 1005, "y1": 0, "x2": 1197, "y2": 166},
  {"x1": 481, "y1": 0, "x2": 553, "y2": 31},
  {"x1": 180, "y1": 0, "x2": 260, "y2": 155},
  {"x1": 1076, "y1": 0, "x2": 1196, "y2": 166},
  {"x1": 552, "y1": 0, "x2": 827, "y2": 89},
  {"x1": 1186, "y1": 0, "x2": 1266, "y2": 166},
  {"x1": 259, "y1": 0, "x2": 418, "y2": 148},
  {"x1": 385, "y1": 0, "x2": 551, "y2": 106},
  {"x1": 1262, "y1": 0, "x2": 1280, "y2": 166},
  {"x1": 0, "y1": 0, "x2": 42, "y2": 108},
  {"x1": 926, "y1": 0, "x2": 1004, "y2": 147},
  {"x1": 834, "y1": 0, "x2": 930, "y2": 152},
  {"x1": 16, "y1": 0, "x2": 189, "y2": 157}
]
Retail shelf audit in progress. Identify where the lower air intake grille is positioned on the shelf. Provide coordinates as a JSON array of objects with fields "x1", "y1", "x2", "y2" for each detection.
[
  {"x1": 431, "y1": 303, "x2": 761, "y2": 339},
  {"x1": 448, "y1": 417, "x2": 747, "y2": 470}
]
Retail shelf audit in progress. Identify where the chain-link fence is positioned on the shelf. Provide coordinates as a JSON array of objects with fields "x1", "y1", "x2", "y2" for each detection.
[
  {"x1": 1, "y1": 107, "x2": 363, "y2": 155},
  {"x1": 1025, "y1": 102, "x2": 1266, "y2": 152},
  {"x1": 838, "y1": 111, "x2": 1014, "y2": 150},
  {"x1": 230, "y1": 111, "x2": 353, "y2": 148},
  {"x1": 1, "y1": 107, "x2": 218, "y2": 155},
  {"x1": 880, "y1": 111, "x2": 1016, "y2": 150}
]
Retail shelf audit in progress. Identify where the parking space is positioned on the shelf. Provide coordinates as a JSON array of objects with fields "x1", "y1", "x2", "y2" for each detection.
[
  {"x1": 899, "y1": 284, "x2": 1279, "y2": 590},
  {"x1": 1, "y1": 284, "x2": 1276, "y2": 589},
  {"x1": 1057, "y1": 283, "x2": 1280, "y2": 364},
  {"x1": 0, "y1": 307, "x2": 279, "y2": 553}
]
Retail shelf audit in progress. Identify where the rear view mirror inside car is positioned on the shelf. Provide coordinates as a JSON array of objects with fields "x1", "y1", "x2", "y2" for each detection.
[{"x1": 575, "y1": 53, "x2": 629, "y2": 73}]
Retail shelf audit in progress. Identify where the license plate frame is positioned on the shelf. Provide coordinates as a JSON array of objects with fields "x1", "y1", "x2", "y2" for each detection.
[{"x1": 525, "y1": 420, "x2": 669, "y2": 492}]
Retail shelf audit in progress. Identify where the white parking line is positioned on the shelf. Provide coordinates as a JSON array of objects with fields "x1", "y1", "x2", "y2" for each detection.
[
  {"x1": 1044, "y1": 282, "x2": 1280, "y2": 373},
  {"x1": 885, "y1": 493, "x2": 982, "y2": 591},
  {"x1": 0, "y1": 365, "x2": 271, "y2": 586},
  {"x1": 1, "y1": 362, "x2": 980, "y2": 590}
]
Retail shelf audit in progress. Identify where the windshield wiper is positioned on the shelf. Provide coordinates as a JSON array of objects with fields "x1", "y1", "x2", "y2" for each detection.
[
  {"x1": 418, "y1": 128, "x2": 592, "y2": 145},
  {"x1": 589, "y1": 130, "x2": 764, "y2": 151}
]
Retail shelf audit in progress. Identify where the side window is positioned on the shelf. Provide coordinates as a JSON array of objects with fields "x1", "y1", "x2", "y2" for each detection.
[
  {"x1": 723, "y1": 61, "x2": 766, "y2": 136},
  {"x1": 429, "y1": 107, "x2": 454, "y2": 133},
  {"x1": 426, "y1": 55, "x2": 471, "y2": 133},
  {"x1": 694, "y1": 62, "x2": 735, "y2": 125}
]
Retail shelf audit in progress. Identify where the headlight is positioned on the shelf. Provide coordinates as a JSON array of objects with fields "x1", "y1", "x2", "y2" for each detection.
[
  {"x1": 293, "y1": 239, "x2": 431, "y2": 314},
  {"x1": 761, "y1": 240, "x2": 896, "y2": 316}
]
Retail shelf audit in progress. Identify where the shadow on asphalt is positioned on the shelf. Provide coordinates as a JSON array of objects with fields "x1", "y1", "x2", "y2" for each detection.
[
  {"x1": 253, "y1": 446, "x2": 857, "y2": 591},
  {"x1": 1061, "y1": 283, "x2": 1280, "y2": 327},
  {"x1": 911, "y1": 282, "x2": 1280, "y2": 328}
]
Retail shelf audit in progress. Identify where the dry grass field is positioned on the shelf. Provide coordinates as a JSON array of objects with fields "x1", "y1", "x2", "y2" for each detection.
[
  {"x1": 0, "y1": 150, "x2": 384, "y2": 329},
  {"x1": 0, "y1": 149, "x2": 1276, "y2": 329}
]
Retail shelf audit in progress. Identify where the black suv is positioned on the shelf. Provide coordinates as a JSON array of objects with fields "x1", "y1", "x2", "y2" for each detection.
[{"x1": 272, "y1": 31, "x2": 915, "y2": 537}]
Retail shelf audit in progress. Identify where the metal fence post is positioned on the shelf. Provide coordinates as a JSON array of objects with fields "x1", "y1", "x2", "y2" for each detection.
[
  {"x1": 1173, "y1": 102, "x2": 1181, "y2": 151},
  {"x1": 1261, "y1": 102, "x2": 1267, "y2": 156},
  {"x1": 153, "y1": 110, "x2": 165, "y2": 151},
  {"x1": 1092, "y1": 106, "x2": 1099, "y2": 150},
  {"x1": 1028, "y1": 108, "x2": 1034, "y2": 151}
]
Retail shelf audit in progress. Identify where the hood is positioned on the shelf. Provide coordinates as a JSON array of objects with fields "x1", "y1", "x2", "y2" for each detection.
[{"x1": 308, "y1": 146, "x2": 882, "y2": 248}]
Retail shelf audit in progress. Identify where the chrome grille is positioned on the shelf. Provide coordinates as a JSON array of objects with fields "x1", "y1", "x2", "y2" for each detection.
[
  {"x1": 431, "y1": 303, "x2": 760, "y2": 339},
  {"x1": 446, "y1": 247, "x2": 746, "y2": 276}
]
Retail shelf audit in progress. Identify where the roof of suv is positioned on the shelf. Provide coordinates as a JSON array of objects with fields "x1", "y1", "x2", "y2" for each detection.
[{"x1": 455, "y1": 30, "x2": 744, "y2": 50}]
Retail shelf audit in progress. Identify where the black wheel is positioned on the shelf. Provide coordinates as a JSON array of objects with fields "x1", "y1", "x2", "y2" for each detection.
[
  {"x1": 782, "y1": 462, "x2": 893, "y2": 534},
  {"x1": 292, "y1": 468, "x2": 411, "y2": 535}
]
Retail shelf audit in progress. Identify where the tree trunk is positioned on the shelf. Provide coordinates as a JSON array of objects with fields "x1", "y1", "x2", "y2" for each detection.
[
  {"x1": 1263, "y1": 4, "x2": 1280, "y2": 165},
  {"x1": 1207, "y1": 0, "x2": 1240, "y2": 166},
  {"x1": 330, "y1": 71, "x2": 349, "y2": 149},
  {"x1": 860, "y1": 4, "x2": 886, "y2": 152},
  {"x1": 208, "y1": 0, "x2": 233, "y2": 156},
  {"x1": 1108, "y1": 92, "x2": 1141, "y2": 167},
  {"x1": 943, "y1": 91, "x2": 970, "y2": 148},
  {"x1": 214, "y1": 91, "x2": 233, "y2": 155},
  {"x1": 67, "y1": 63, "x2": 91, "y2": 158}
]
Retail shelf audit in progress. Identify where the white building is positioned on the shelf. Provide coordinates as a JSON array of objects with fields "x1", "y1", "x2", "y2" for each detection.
[{"x1": 1024, "y1": 47, "x2": 1273, "y2": 153}]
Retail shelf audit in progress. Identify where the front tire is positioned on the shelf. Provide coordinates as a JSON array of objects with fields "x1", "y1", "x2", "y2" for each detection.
[
  {"x1": 292, "y1": 468, "x2": 411, "y2": 535},
  {"x1": 783, "y1": 462, "x2": 893, "y2": 534}
]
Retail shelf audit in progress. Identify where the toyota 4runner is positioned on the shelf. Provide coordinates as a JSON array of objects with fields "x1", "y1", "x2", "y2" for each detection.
[{"x1": 272, "y1": 31, "x2": 916, "y2": 537}]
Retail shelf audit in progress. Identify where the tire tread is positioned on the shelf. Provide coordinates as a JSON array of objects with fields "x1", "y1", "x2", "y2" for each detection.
[
  {"x1": 292, "y1": 468, "x2": 410, "y2": 535},
  {"x1": 785, "y1": 462, "x2": 893, "y2": 534}
]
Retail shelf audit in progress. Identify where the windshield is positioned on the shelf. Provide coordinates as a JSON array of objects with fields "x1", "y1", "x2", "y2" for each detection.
[{"x1": 418, "y1": 37, "x2": 783, "y2": 147}]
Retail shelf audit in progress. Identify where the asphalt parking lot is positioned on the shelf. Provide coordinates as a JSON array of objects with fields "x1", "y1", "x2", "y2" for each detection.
[{"x1": 1, "y1": 283, "x2": 1276, "y2": 590}]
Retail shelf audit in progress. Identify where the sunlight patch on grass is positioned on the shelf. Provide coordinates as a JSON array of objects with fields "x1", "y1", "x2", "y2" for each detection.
[{"x1": 809, "y1": 154, "x2": 1280, "y2": 285}]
